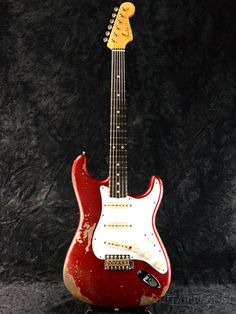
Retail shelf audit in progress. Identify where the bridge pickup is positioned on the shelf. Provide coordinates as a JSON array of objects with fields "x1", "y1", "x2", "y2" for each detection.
[{"x1": 104, "y1": 254, "x2": 134, "y2": 270}]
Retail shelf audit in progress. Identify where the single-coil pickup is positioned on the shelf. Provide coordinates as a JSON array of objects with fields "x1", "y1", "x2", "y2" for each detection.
[
  {"x1": 104, "y1": 222, "x2": 132, "y2": 228},
  {"x1": 104, "y1": 241, "x2": 133, "y2": 250},
  {"x1": 104, "y1": 203, "x2": 132, "y2": 208}
]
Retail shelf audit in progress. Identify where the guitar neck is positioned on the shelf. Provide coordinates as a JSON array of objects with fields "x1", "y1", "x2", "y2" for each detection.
[{"x1": 109, "y1": 49, "x2": 128, "y2": 198}]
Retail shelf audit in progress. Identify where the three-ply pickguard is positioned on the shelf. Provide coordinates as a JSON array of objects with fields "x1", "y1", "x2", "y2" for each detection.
[{"x1": 92, "y1": 179, "x2": 168, "y2": 274}]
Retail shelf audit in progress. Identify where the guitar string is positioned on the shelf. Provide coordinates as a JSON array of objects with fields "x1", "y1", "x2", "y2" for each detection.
[
  {"x1": 113, "y1": 49, "x2": 117, "y2": 198},
  {"x1": 114, "y1": 48, "x2": 117, "y2": 198},
  {"x1": 122, "y1": 50, "x2": 126, "y2": 197},
  {"x1": 114, "y1": 41, "x2": 118, "y2": 197},
  {"x1": 116, "y1": 25, "x2": 120, "y2": 197},
  {"x1": 120, "y1": 49, "x2": 122, "y2": 198},
  {"x1": 123, "y1": 50, "x2": 127, "y2": 196},
  {"x1": 116, "y1": 36, "x2": 120, "y2": 197},
  {"x1": 117, "y1": 42, "x2": 119, "y2": 197},
  {"x1": 109, "y1": 50, "x2": 113, "y2": 196},
  {"x1": 121, "y1": 49, "x2": 125, "y2": 198},
  {"x1": 119, "y1": 49, "x2": 126, "y2": 198},
  {"x1": 115, "y1": 48, "x2": 120, "y2": 197},
  {"x1": 120, "y1": 49, "x2": 123, "y2": 198},
  {"x1": 111, "y1": 49, "x2": 116, "y2": 197},
  {"x1": 124, "y1": 51, "x2": 127, "y2": 196},
  {"x1": 119, "y1": 43, "x2": 122, "y2": 197},
  {"x1": 118, "y1": 45, "x2": 121, "y2": 197},
  {"x1": 113, "y1": 48, "x2": 115, "y2": 197}
]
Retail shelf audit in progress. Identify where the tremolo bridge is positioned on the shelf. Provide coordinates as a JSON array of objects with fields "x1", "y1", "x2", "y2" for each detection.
[{"x1": 104, "y1": 254, "x2": 134, "y2": 270}]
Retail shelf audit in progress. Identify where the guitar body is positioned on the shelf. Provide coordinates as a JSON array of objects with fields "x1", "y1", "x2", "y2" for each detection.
[{"x1": 63, "y1": 154, "x2": 171, "y2": 308}]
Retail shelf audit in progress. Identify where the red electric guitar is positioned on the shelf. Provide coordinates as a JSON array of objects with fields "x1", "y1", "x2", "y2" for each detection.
[{"x1": 63, "y1": 2, "x2": 171, "y2": 308}]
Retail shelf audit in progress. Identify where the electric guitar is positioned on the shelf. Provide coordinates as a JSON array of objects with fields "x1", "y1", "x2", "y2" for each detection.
[{"x1": 63, "y1": 2, "x2": 171, "y2": 308}]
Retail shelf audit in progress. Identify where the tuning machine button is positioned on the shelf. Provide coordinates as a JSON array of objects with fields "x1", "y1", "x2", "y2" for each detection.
[
  {"x1": 103, "y1": 37, "x2": 108, "y2": 43},
  {"x1": 107, "y1": 25, "x2": 112, "y2": 30},
  {"x1": 114, "y1": 7, "x2": 119, "y2": 12},
  {"x1": 105, "y1": 31, "x2": 110, "y2": 36},
  {"x1": 112, "y1": 13, "x2": 116, "y2": 18},
  {"x1": 110, "y1": 19, "x2": 115, "y2": 24}
]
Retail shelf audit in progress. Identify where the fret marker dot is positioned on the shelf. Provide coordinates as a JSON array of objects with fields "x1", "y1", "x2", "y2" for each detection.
[
  {"x1": 113, "y1": 146, "x2": 115, "y2": 149},
  {"x1": 117, "y1": 182, "x2": 120, "y2": 185},
  {"x1": 121, "y1": 146, "x2": 124, "y2": 149},
  {"x1": 117, "y1": 163, "x2": 120, "y2": 166},
  {"x1": 117, "y1": 75, "x2": 120, "y2": 78},
  {"x1": 117, "y1": 173, "x2": 120, "y2": 176},
  {"x1": 117, "y1": 126, "x2": 120, "y2": 128},
  {"x1": 117, "y1": 94, "x2": 120, "y2": 97},
  {"x1": 117, "y1": 110, "x2": 120, "y2": 113}
]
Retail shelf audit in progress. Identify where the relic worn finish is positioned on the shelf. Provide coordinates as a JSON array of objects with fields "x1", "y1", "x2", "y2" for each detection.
[{"x1": 63, "y1": 154, "x2": 171, "y2": 307}]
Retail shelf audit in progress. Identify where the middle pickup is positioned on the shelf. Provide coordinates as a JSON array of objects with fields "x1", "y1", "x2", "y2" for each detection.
[{"x1": 103, "y1": 222, "x2": 133, "y2": 229}]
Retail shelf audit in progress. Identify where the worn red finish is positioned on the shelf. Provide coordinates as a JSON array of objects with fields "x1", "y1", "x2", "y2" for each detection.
[{"x1": 63, "y1": 153, "x2": 171, "y2": 308}]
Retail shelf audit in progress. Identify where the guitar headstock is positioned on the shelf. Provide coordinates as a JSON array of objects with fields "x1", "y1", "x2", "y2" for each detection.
[{"x1": 103, "y1": 2, "x2": 135, "y2": 50}]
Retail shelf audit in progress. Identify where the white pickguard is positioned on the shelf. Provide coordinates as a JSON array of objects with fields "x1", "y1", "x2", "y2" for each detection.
[{"x1": 92, "y1": 179, "x2": 168, "y2": 274}]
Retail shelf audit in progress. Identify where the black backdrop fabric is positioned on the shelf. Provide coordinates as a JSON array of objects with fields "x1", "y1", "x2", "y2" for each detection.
[{"x1": 0, "y1": 0, "x2": 235, "y2": 313}]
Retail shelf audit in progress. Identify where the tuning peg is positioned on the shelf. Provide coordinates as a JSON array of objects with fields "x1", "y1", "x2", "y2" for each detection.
[
  {"x1": 114, "y1": 7, "x2": 119, "y2": 12},
  {"x1": 107, "y1": 24, "x2": 112, "y2": 30},
  {"x1": 112, "y1": 13, "x2": 116, "y2": 18},
  {"x1": 110, "y1": 19, "x2": 115, "y2": 24},
  {"x1": 103, "y1": 37, "x2": 108, "y2": 42},
  {"x1": 105, "y1": 31, "x2": 110, "y2": 36}
]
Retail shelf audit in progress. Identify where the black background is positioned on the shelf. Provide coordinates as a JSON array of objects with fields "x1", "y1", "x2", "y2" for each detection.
[{"x1": 0, "y1": 0, "x2": 236, "y2": 313}]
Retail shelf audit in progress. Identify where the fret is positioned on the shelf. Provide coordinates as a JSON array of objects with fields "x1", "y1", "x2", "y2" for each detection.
[
  {"x1": 110, "y1": 99, "x2": 126, "y2": 101},
  {"x1": 109, "y1": 159, "x2": 128, "y2": 162},
  {"x1": 110, "y1": 116, "x2": 127, "y2": 119},
  {"x1": 109, "y1": 137, "x2": 127, "y2": 139}
]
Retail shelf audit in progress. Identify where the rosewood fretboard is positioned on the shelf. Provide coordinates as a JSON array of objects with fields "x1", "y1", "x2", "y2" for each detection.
[{"x1": 109, "y1": 49, "x2": 128, "y2": 198}]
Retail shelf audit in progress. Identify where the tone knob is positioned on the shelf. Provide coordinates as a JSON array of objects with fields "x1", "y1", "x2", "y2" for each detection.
[
  {"x1": 110, "y1": 19, "x2": 115, "y2": 24},
  {"x1": 105, "y1": 31, "x2": 110, "y2": 36},
  {"x1": 112, "y1": 13, "x2": 117, "y2": 18},
  {"x1": 107, "y1": 25, "x2": 112, "y2": 30},
  {"x1": 114, "y1": 7, "x2": 119, "y2": 12},
  {"x1": 103, "y1": 37, "x2": 108, "y2": 42}
]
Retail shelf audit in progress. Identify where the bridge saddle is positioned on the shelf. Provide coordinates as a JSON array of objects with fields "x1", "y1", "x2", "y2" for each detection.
[{"x1": 104, "y1": 254, "x2": 134, "y2": 270}]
